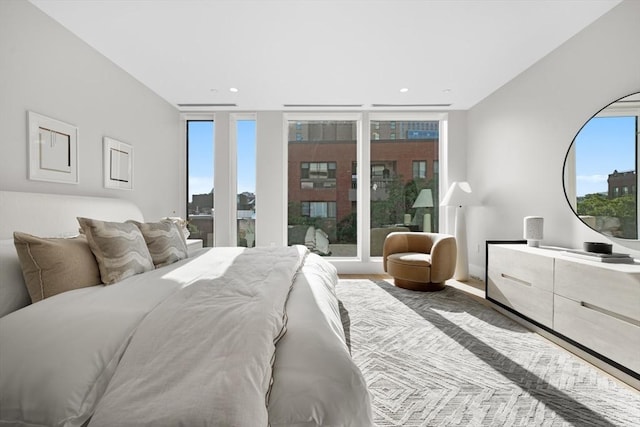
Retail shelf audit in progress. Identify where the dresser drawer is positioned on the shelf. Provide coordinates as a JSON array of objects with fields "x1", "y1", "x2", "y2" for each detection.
[
  {"x1": 554, "y1": 294, "x2": 640, "y2": 374},
  {"x1": 487, "y1": 269, "x2": 554, "y2": 328},
  {"x1": 488, "y1": 245, "x2": 554, "y2": 292},
  {"x1": 555, "y1": 258, "x2": 640, "y2": 323}
]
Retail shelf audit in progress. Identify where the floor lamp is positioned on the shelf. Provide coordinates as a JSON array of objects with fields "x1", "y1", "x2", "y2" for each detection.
[
  {"x1": 412, "y1": 189, "x2": 434, "y2": 232},
  {"x1": 441, "y1": 182, "x2": 474, "y2": 281}
]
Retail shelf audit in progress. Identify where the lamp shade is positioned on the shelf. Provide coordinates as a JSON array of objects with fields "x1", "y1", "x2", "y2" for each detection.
[
  {"x1": 412, "y1": 189, "x2": 434, "y2": 208},
  {"x1": 440, "y1": 182, "x2": 474, "y2": 207}
]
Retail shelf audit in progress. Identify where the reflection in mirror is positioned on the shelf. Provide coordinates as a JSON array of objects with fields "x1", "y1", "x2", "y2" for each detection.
[{"x1": 564, "y1": 92, "x2": 639, "y2": 240}]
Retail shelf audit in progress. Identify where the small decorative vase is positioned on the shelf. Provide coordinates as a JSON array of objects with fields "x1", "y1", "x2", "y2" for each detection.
[{"x1": 523, "y1": 216, "x2": 544, "y2": 247}]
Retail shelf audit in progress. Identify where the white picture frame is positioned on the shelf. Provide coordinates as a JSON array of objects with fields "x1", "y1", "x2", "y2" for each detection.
[
  {"x1": 103, "y1": 137, "x2": 134, "y2": 190},
  {"x1": 28, "y1": 111, "x2": 79, "y2": 184}
]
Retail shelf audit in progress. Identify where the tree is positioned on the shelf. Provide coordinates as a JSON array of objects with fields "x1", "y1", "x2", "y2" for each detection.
[{"x1": 577, "y1": 193, "x2": 637, "y2": 238}]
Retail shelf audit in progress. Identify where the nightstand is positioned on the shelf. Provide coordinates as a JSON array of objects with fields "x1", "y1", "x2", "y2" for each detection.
[{"x1": 186, "y1": 239, "x2": 203, "y2": 257}]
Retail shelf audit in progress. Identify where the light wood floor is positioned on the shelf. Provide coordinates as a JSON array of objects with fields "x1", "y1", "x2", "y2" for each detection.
[{"x1": 338, "y1": 274, "x2": 488, "y2": 305}]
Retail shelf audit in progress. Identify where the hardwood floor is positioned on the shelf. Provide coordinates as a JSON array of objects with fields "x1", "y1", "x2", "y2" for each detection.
[{"x1": 338, "y1": 273, "x2": 488, "y2": 305}]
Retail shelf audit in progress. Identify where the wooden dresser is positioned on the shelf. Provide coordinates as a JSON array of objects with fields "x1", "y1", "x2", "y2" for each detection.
[{"x1": 486, "y1": 241, "x2": 640, "y2": 388}]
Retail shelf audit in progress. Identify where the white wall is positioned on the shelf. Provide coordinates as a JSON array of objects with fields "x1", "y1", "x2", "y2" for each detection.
[
  {"x1": 466, "y1": 0, "x2": 640, "y2": 278},
  {"x1": 0, "y1": 0, "x2": 183, "y2": 221},
  {"x1": 255, "y1": 111, "x2": 286, "y2": 248}
]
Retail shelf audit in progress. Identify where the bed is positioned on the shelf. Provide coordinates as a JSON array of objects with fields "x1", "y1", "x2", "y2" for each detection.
[{"x1": 0, "y1": 191, "x2": 372, "y2": 427}]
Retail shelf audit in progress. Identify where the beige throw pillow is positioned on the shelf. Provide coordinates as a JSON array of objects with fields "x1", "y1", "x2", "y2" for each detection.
[
  {"x1": 128, "y1": 220, "x2": 188, "y2": 267},
  {"x1": 13, "y1": 232, "x2": 102, "y2": 303},
  {"x1": 77, "y1": 217, "x2": 154, "y2": 285}
]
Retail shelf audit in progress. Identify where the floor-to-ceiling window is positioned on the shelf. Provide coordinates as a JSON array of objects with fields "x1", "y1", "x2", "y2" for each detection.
[
  {"x1": 233, "y1": 115, "x2": 257, "y2": 247},
  {"x1": 369, "y1": 118, "x2": 440, "y2": 256},
  {"x1": 286, "y1": 113, "x2": 441, "y2": 259},
  {"x1": 287, "y1": 117, "x2": 359, "y2": 257},
  {"x1": 187, "y1": 119, "x2": 215, "y2": 247}
]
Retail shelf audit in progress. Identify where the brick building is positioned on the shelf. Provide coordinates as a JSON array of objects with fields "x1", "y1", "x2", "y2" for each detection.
[
  {"x1": 288, "y1": 120, "x2": 439, "y2": 242},
  {"x1": 608, "y1": 170, "x2": 636, "y2": 198}
]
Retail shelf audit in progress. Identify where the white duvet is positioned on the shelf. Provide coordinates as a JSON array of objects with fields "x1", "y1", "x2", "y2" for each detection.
[{"x1": 0, "y1": 246, "x2": 372, "y2": 427}]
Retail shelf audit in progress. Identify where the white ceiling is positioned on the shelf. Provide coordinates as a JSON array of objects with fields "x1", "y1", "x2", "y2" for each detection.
[{"x1": 29, "y1": 0, "x2": 621, "y2": 111}]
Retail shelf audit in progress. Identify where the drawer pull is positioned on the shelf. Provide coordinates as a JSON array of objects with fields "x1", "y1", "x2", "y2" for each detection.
[
  {"x1": 501, "y1": 273, "x2": 532, "y2": 287},
  {"x1": 580, "y1": 301, "x2": 640, "y2": 327}
]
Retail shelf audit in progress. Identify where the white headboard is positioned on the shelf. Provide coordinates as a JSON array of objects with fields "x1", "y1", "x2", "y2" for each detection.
[{"x1": 0, "y1": 191, "x2": 144, "y2": 239}]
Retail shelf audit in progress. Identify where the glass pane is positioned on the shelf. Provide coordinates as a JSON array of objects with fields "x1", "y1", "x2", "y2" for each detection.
[
  {"x1": 288, "y1": 120, "x2": 358, "y2": 257},
  {"x1": 370, "y1": 120, "x2": 439, "y2": 256},
  {"x1": 575, "y1": 116, "x2": 637, "y2": 239},
  {"x1": 187, "y1": 120, "x2": 215, "y2": 247},
  {"x1": 236, "y1": 119, "x2": 256, "y2": 247}
]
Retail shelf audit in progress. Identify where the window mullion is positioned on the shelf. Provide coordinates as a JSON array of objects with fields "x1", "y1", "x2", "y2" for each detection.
[{"x1": 360, "y1": 112, "x2": 370, "y2": 261}]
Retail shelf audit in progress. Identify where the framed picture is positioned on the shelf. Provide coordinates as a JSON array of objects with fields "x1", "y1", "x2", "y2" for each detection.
[
  {"x1": 28, "y1": 111, "x2": 79, "y2": 184},
  {"x1": 103, "y1": 137, "x2": 133, "y2": 190}
]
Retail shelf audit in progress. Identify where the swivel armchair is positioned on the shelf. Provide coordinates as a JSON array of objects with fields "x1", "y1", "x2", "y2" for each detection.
[{"x1": 383, "y1": 232, "x2": 457, "y2": 291}]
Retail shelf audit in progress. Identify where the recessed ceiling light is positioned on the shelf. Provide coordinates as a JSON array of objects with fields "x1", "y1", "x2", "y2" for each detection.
[
  {"x1": 400, "y1": 88, "x2": 409, "y2": 93},
  {"x1": 442, "y1": 88, "x2": 452, "y2": 93},
  {"x1": 229, "y1": 87, "x2": 239, "y2": 93}
]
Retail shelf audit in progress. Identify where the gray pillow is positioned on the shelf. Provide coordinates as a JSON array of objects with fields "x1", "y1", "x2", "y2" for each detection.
[
  {"x1": 77, "y1": 217, "x2": 154, "y2": 284},
  {"x1": 128, "y1": 220, "x2": 188, "y2": 267}
]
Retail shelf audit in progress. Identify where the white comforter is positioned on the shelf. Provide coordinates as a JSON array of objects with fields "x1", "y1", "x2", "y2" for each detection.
[{"x1": 0, "y1": 246, "x2": 372, "y2": 427}]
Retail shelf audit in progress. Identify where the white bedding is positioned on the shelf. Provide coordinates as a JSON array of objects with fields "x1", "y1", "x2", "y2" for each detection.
[{"x1": 0, "y1": 246, "x2": 372, "y2": 427}]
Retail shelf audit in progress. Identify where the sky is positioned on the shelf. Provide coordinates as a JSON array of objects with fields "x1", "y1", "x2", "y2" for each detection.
[
  {"x1": 187, "y1": 115, "x2": 636, "y2": 201},
  {"x1": 574, "y1": 115, "x2": 636, "y2": 197},
  {"x1": 188, "y1": 120, "x2": 256, "y2": 202}
]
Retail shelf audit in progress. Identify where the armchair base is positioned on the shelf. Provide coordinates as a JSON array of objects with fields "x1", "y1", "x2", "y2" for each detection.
[{"x1": 394, "y1": 278, "x2": 446, "y2": 292}]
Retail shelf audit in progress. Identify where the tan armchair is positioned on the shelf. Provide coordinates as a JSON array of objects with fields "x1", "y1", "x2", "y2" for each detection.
[{"x1": 383, "y1": 232, "x2": 457, "y2": 291}]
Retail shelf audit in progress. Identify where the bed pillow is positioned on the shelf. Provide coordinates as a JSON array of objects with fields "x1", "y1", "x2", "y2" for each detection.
[
  {"x1": 77, "y1": 217, "x2": 154, "y2": 284},
  {"x1": 12, "y1": 232, "x2": 102, "y2": 303},
  {"x1": 128, "y1": 220, "x2": 188, "y2": 267},
  {"x1": 0, "y1": 239, "x2": 31, "y2": 317}
]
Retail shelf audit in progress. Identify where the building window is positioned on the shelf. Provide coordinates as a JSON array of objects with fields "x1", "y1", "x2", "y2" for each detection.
[
  {"x1": 301, "y1": 201, "x2": 337, "y2": 218},
  {"x1": 413, "y1": 160, "x2": 427, "y2": 179},
  {"x1": 301, "y1": 162, "x2": 337, "y2": 188}
]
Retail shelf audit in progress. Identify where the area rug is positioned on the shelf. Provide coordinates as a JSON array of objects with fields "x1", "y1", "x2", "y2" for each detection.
[{"x1": 336, "y1": 279, "x2": 640, "y2": 426}]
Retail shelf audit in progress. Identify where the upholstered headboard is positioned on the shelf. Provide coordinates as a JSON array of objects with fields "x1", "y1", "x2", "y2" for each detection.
[
  {"x1": 0, "y1": 191, "x2": 144, "y2": 239},
  {"x1": 0, "y1": 191, "x2": 145, "y2": 317}
]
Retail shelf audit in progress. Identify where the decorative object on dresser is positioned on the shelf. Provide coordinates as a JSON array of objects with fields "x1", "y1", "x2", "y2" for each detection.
[
  {"x1": 441, "y1": 181, "x2": 476, "y2": 281},
  {"x1": 523, "y1": 216, "x2": 543, "y2": 247},
  {"x1": 583, "y1": 241, "x2": 612, "y2": 254},
  {"x1": 563, "y1": 248, "x2": 634, "y2": 264},
  {"x1": 485, "y1": 240, "x2": 640, "y2": 389}
]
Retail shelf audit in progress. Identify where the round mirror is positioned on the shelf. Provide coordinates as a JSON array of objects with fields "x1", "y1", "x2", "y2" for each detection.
[{"x1": 563, "y1": 92, "x2": 639, "y2": 240}]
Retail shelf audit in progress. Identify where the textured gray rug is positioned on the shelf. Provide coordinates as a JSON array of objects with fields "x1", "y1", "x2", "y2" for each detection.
[{"x1": 336, "y1": 279, "x2": 640, "y2": 427}]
